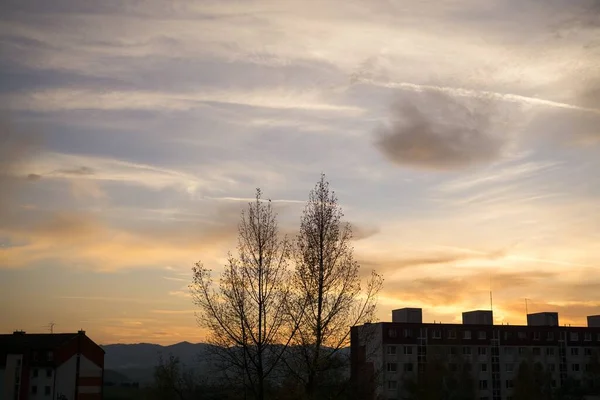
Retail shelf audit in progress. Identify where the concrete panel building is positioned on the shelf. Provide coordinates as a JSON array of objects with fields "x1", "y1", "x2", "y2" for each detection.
[{"x1": 351, "y1": 308, "x2": 600, "y2": 400}]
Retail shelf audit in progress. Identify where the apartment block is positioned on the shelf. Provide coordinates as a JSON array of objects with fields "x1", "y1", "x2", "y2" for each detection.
[{"x1": 351, "y1": 308, "x2": 600, "y2": 400}]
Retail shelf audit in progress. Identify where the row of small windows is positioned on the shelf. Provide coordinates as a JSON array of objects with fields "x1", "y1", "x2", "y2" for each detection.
[
  {"x1": 388, "y1": 379, "x2": 565, "y2": 392},
  {"x1": 31, "y1": 385, "x2": 52, "y2": 395},
  {"x1": 388, "y1": 329, "x2": 600, "y2": 342},
  {"x1": 387, "y1": 345, "x2": 597, "y2": 357},
  {"x1": 32, "y1": 369, "x2": 53, "y2": 378},
  {"x1": 386, "y1": 362, "x2": 595, "y2": 374}
]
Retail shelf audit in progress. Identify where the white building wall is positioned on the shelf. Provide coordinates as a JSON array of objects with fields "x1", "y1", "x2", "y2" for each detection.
[
  {"x1": 29, "y1": 367, "x2": 55, "y2": 399},
  {"x1": 4, "y1": 354, "x2": 23, "y2": 400},
  {"x1": 79, "y1": 355, "x2": 102, "y2": 378},
  {"x1": 55, "y1": 355, "x2": 77, "y2": 400}
]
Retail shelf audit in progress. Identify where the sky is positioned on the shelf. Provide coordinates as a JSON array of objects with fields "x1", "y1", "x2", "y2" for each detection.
[{"x1": 1, "y1": 0, "x2": 599, "y2": 345}]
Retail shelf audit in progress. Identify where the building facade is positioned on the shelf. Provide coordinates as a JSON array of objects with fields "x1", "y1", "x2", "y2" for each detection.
[
  {"x1": 351, "y1": 309, "x2": 600, "y2": 400},
  {"x1": 0, "y1": 331, "x2": 104, "y2": 400}
]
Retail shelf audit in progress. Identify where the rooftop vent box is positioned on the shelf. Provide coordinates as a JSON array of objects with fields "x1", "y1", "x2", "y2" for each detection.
[{"x1": 392, "y1": 308, "x2": 422, "y2": 323}]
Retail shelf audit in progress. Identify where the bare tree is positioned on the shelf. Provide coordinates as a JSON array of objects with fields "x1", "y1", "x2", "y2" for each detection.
[
  {"x1": 289, "y1": 174, "x2": 383, "y2": 399},
  {"x1": 190, "y1": 189, "x2": 299, "y2": 400}
]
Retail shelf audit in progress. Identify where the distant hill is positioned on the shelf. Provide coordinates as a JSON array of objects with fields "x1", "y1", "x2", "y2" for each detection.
[
  {"x1": 102, "y1": 342, "x2": 350, "y2": 386},
  {"x1": 102, "y1": 342, "x2": 214, "y2": 385}
]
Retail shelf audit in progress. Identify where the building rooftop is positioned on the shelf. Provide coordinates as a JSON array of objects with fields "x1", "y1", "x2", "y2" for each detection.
[{"x1": 0, "y1": 331, "x2": 86, "y2": 352}]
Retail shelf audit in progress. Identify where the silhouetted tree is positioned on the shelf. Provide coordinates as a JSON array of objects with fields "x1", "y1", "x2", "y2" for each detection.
[
  {"x1": 151, "y1": 355, "x2": 195, "y2": 400},
  {"x1": 288, "y1": 174, "x2": 383, "y2": 399},
  {"x1": 403, "y1": 357, "x2": 475, "y2": 400},
  {"x1": 190, "y1": 189, "x2": 298, "y2": 400},
  {"x1": 513, "y1": 359, "x2": 552, "y2": 400},
  {"x1": 583, "y1": 348, "x2": 600, "y2": 395}
]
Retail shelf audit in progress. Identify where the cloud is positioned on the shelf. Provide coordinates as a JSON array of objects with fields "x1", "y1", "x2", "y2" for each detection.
[
  {"x1": 0, "y1": 204, "x2": 241, "y2": 271},
  {"x1": 0, "y1": 117, "x2": 42, "y2": 216},
  {"x1": 374, "y1": 91, "x2": 511, "y2": 170},
  {"x1": 358, "y1": 248, "x2": 506, "y2": 276},
  {"x1": 4, "y1": 87, "x2": 362, "y2": 114},
  {"x1": 350, "y1": 224, "x2": 380, "y2": 241},
  {"x1": 55, "y1": 166, "x2": 95, "y2": 175}
]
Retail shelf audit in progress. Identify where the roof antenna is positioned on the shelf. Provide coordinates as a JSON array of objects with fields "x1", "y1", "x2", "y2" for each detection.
[
  {"x1": 525, "y1": 298, "x2": 529, "y2": 322},
  {"x1": 47, "y1": 322, "x2": 55, "y2": 334}
]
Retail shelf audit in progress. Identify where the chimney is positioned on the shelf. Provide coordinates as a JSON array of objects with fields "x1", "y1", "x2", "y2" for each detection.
[
  {"x1": 392, "y1": 308, "x2": 423, "y2": 323},
  {"x1": 588, "y1": 315, "x2": 600, "y2": 328},
  {"x1": 462, "y1": 310, "x2": 493, "y2": 325},
  {"x1": 78, "y1": 330, "x2": 86, "y2": 335},
  {"x1": 13, "y1": 330, "x2": 26, "y2": 335},
  {"x1": 527, "y1": 312, "x2": 559, "y2": 327}
]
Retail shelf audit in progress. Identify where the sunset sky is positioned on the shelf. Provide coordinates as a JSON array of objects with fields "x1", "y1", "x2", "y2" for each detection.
[{"x1": 1, "y1": 0, "x2": 599, "y2": 345}]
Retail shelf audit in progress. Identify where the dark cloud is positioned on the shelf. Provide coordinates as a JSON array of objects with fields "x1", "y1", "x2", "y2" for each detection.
[
  {"x1": 0, "y1": 116, "x2": 42, "y2": 216},
  {"x1": 358, "y1": 248, "x2": 507, "y2": 276},
  {"x1": 374, "y1": 91, "x2": 507, "y2": 170},
  {"x1": 27, "y1": 173, "x2": 41, "y2": 181},
  {"x1": 383, "y1": 270, "x2": 557, "y2": 308},
  {"x1": 55, "y1": 166, "x2": 95, "y2": 176},
  {"x1": 350, "y1": 223, "x2": 380, "y2": 241}
]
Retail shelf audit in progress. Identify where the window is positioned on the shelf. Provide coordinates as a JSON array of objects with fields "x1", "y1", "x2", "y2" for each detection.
[
  {"x1": 586, "y1": 363, "x2": 592, "y2": 372},
  {"x1": 389, "y1": 329, "x2": 397, "y2": 338},
  {"x1": 506, "y1": 363, "x2": 514, "y2": 372},
  {"x1": 570, "y1": 332, "x2": 579, "y2": 341},
  {"x1": 533, "y1": 347, "x2": 541, "y2": 356},
  {"x1": 32, "y1": 386, "x2": 38, "y2": 395},
  {"x1": 448, "y1": 330, "x2": 456, "y2": 339},
  {"x1": 518, "y1": 331, "x2": 526, "y2": 339},
  {"x1": 45, "y1": 386, "x2": 51, "y2": 395},
  {"x1": 47, "y1": 351, "x2": 53, "y2": 361},
  {"x1": 449, "y1": 363, "x2": 458, "y2": 372},
  {"x1": 506, "y1": 380, "x2": 514, "y2": 389},
  {"x1": 404, "y1": 363, "x2": 414, "y2": 372},
  {"x1": 387, "y1": 363, "x2": 397, "y2": 372},
  {"x1": 478, "y1": 347, "x2": 487, "y2": 356},
  {"x1": 546, "y1": 348, "x2": 555, "y2": 356},
  {"x1": 450, "y1": 347, "x2": 458, "y2": 355},
  {"x1": 463, "y1": 347, "x2": 472, "y2": 355},
  {"x1": 597, "y1": 333, "x2": 600, "y2": 341},
  {"x1": 572, "y1": 364, "x2": 580, "y2": 372},
  {"x1": 552, "y1": 380, "x2": 557, "y2": 388},
  {"x1": 464, "y1": 330, "x2": 472, "y2": 340},
  {"x1": 478, "y1": 331, "x2": 486, "y2": 340},
  {"x1": 432, "y1": 330, "x2": 441, "y2": 339},
  {"x1": 504, "y1": 331, "x2": 511, "y2": 340},
  {"x1": 33, "y1": 369, "x2": 38, "y2": 378},
  {"x1": 387, "y1": 346, "x2": 397, "y2": 355},
  {"x1": 549, "y1": 364, "x2": 556, "y2": 372},
  {"x1": 388, "y1": 380, "x2": 397, "y2": 390},
  {"x1": 533, "y1": 332, "x2": 540, "y2": 340},
  {"x1": 504, "y1": 347, "x2": 514, "y2": 355},
  {"x1": 479, "y1": 380, "x2": 488, "y2": 390},
  {"x1": 571, "y1": 348, "x2": 579, "y2": 356},
  {"x1": 585, "y1": 348, "x2": 592, "y2": 356},
  {"x1": 584, "y1": 333, "x2": 592, "y2": 342},
  {"x1": 46, "y1": 369, "x2": 52, "y2": 378},
  {"x1": 518, "y1": 347, "x2": 527, "y2": 355},
  {"x1": 481, "y1": 363, "x2": 488, "y2": 372},
  {"x1": 547, "y1": 332, "x2": 554, "y2": 341},
  {"x1": 404, "y1": 329, "x2": 413, "y2": 338},
  {"x1": 404, "y1": 346, "x2": 413, "y2": 355},
  {"x1": 16, "y1": 359, "x2": 21, "y2": 366}
]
